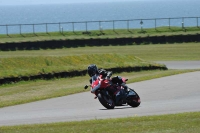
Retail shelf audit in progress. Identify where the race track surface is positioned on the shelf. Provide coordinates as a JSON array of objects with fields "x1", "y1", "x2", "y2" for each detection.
[{"x1": 0, "y1": 62, "x2": 200, "y2": 126}]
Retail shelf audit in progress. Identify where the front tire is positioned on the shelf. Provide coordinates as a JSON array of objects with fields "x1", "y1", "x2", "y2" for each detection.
[
  {"x1": 97, "y1": 92, "x2": 115, "y2": 109},
  {"x1": 127, "y1": 89, "x2": 141, "y2": 107}
]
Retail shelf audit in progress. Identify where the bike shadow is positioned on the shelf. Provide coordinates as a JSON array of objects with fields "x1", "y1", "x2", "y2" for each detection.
[{"x1": 99, "y1": 105, "x2": 133, "y2": 110}]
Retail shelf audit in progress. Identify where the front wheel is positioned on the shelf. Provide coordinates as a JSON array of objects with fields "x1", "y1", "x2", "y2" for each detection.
[
  {"x1": 127, "y1": 89, "x2": 141, "y2": 107},
  {"x1": 97, "y1": 92, "x2": 115, "y2": 109}
]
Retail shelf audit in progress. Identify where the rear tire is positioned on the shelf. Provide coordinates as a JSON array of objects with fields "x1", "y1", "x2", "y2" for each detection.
[{"x1": 97, "y1": 92, "x2": 115, "y2": 109}]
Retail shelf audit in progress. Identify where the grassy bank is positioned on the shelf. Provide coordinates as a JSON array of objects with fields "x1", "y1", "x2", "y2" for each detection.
[
  {"x1": 1, "y1": 112, "x2": 199, "y2": 133},
  {"x1": 0, "y1": 54, "x2": 164, "y2": 79}
]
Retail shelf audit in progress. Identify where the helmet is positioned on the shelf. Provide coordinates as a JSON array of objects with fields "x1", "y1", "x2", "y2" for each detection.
[{"x1": 87, "y1": 64, "x2": 98, "y2": 77}]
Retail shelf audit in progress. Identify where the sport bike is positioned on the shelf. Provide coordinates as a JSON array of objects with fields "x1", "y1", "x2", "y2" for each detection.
[{"x1": 84, "y1": 75, "x2": 141, "y2": 109}]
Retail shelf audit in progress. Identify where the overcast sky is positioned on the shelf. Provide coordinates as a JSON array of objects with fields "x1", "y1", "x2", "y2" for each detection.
[{"x1": 0, "y1": 0, "x2": 142, "y2": 5}]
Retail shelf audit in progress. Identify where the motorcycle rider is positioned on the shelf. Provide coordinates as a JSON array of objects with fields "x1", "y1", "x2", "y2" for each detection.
[
  {"x1": 87, "y1": 64, "x2": 112, "y2": 84},
  {"x1": 87, "y1": 64, "x2": 127, "y2": 105}
]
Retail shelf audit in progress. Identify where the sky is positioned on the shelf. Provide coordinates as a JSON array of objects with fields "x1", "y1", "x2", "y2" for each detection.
[
  {"x1": 0, "y1": 0, "x2": 140, "y2": 5},
  {"x1": 0, "y1": 0, "x2": 188, "y2": 6}
]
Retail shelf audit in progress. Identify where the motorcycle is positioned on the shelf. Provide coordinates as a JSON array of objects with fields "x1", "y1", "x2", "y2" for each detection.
[{"x1": 84, "y1": 75, "x2": 141, "y2": 109}]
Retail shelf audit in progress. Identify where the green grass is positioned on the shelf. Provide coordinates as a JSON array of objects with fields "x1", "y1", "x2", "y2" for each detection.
[
  {"x1": 0, "y1": 69, "x2": 199, "y2": 108},
  {"x1": 1, "y1": 43, "x2": 200, "y2": 61},
  {"x1": 0, "y1": 26, "x2": 200, "y2": 43},
  {"x1": 1, "y1": 112, "x2": 199, "y2": 133}
]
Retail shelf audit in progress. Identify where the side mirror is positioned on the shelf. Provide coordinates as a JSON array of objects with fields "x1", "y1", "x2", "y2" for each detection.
[{"x1": 84, "y1": 85, "x2": 89, "y2": 89}]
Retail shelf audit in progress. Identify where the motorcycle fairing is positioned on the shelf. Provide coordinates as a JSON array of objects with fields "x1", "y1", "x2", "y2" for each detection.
[
  {"x1": 127, "y1": 89, "x2": 136, "y2": 97},
  {"x1": 91, "y1": 78, "x2": 111, "y2": 94}
]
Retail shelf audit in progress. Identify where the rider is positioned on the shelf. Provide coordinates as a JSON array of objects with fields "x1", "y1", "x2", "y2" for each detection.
[
  {"x1": 87, "y1": 64, "x2": 127, "y2": 105},
  {"x1": 87, "y1": 64, "x2": 112, "y2": 84},
  {"x1": 87, "y1": 64, "x2": 128, "y2": 89}
]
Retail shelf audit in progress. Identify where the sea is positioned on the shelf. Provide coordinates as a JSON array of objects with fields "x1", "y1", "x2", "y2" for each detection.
[{"x1": 0, "y1": 0, "x2": 200, "y2": 34}]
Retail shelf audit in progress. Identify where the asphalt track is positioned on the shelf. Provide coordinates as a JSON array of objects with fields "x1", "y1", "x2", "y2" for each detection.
[{"x1": 0, "y1": 62, "x2": 200, "y2": 126}]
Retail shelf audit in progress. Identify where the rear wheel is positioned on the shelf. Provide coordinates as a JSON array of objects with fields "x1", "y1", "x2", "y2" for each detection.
[{"x1": 97, "y1": 92, "x2": 115, "y2": 109}]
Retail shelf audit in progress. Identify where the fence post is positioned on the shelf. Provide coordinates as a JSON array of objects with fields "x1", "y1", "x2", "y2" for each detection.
[
  {"x1": 127, "y1": 20, "x2": 129, "y2": 31},
  {"x1": 168, "y1": 18, "x2": 171, "y2": 29},
  {"x1": 60, "y1": 27, "x2": 63, "y2": 34},
  {"x1": 59, "y1": 23, "x2": 61, "y2": 33},
  {"x1": 113, "y1": 20, "x2": 115, "y2": 31},
  {"x1": 155, "y1": 19, "x2": 157, "y2": 30},
  {"x1": 6, "y1": 25, "x2": 8, "y2": 36},
  {"x1": 140, "y1": 20, "x2": 143, "y2": 31},
  {"x1": 182, "y1": 18, "x2": 184, "y2": 29},
  {"x1": 99, "y1": 21, "x2": 103, "y2": 32},
  {"x1": 46, "y1": 23, "x2": 48, "y2": 33},
  {"x1": 99, "y1": 21, "x2": 101, "y2": 32},
  {"x1": 197, "y1": 17, "x2": 199, "y2": 27},
  {"x1": 72, "y1": 22, "x2": 74, "y2": 32},
  {"x1": 19, "y1": 24, "x2": 21, "y2": 35},
  {"x1": 33, "y1": 24, "x2": 35, "y2": 34},
  {"x1": 85, "y1": 22, "x2": 88, "y2": 32}
]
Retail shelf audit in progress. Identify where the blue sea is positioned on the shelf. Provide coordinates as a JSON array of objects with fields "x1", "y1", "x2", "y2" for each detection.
[{"x1": 0, "y1": 0, "x2": 200, "y2": 34}]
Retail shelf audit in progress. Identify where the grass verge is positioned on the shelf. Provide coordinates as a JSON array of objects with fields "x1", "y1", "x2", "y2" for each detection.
[
  {"x1": 0, "y1": 112, "x2": 199, "y2": 133},
  {"x1": 1, "y1": 43, "x2": 200, "y2": 61}
]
